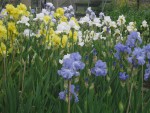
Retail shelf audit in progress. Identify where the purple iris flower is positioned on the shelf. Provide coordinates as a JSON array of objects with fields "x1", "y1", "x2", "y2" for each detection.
[
  {"x1": 119, "y1": 72, "x2": 129, "y2": 81},
  {"x1": 59, "y1": 91, "x2": 66, "y2": 100},
  {"x1": 126, "y1": 31, "x2": 142, "y2": 48},
  {"x1": 144, "y1": 44, "x2": 150, "y2": 59},
  {"x1": 31, "y1": 9, "x2": 35, "y2": 14},
  {"x1": 114, "y1": 42, "x2": 131, "y2": 60},
  {"x1": 72, "y1": 61, "x2": 85, "y2": 70},
  {"x1": 128, "y1": 47, "x2": 145, "y2": 65},
  {"x1": 92, "y1": 48, "x2": 97, "y2": 56},
  {"x1": 59, "y1": 85, "x2": 79, "y2": 103},
  {"x1": 90, "y1": 12, "x2": 96, "y2": 20},
  {"x1": 144, "y1": 63, "x2": 150, "y2": 81},
  {"x1": 99, "y1": 12, "x2": 105, "y2": 19},
  {"x1": 91, "y1": 60, "x2": 107, "y2": 76},
  {"x1": 70, "y1": 52, "x2": 82, "y2": 61},
  {"x1": 58, "y1": 68, "x2": 77, "y2": 79},
  {"x1": 58, "y1": 52, "x2": 85, "y2": 79},
  {"x1": 115, "y1": 43, "x2": 131, "y2": 54}
]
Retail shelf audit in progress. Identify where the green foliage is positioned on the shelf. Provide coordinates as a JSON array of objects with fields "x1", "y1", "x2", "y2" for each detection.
[
  {"x1": 1, "y1": 31, "x2": 150, "y2": 113},
  {"x1": 104, "y1": 2, "x2": 150, "y2": 25},
  {"x1": 0, "y1": 2, "x2": 150, "y2": 113}
]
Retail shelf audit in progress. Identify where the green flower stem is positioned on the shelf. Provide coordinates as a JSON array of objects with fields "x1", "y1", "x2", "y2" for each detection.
[
  {"x1": 68, "y1": 80, "x2": 71, "y2": 113},
  {"x1": 126, "y1": 66, "x2": 134, "y2": 113},
  {"x1": 126, "y1": 83, "x2": 133, "y2": 113},
  {"x1": 142, "y1": 66, "x2": 143, "y2": 112},
  {"x1": 3, "y1": 55, "x2": 6, "y2": 83},
  {"x1": 22, "y1": 61, "x2": 26, "y2": 94}
]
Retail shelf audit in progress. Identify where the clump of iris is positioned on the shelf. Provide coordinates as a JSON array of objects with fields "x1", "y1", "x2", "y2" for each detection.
[
  {"x1": 114, "y1": 31, "x2": 142, "y2": 60},
  {"x1": 126, "y1": 31, "x2": 142, "y2": 48},
  {"x1": 58, "y1": 52, "x2": 85, "y2": 103},
  {"x1": 86, "y1": 7, "x2": 96, "y2": 20},
  {"x1": 58, "y1": 52, "x2": 85, "y2": 79},
  {"x1": 127, "y1": 47, "x2": 145, "y2": 66},
  {"x1": 45, "y1": 2, "x2": 55, "y2": 12},
  {"x1": 114, "y1": 42, "x2": 131, "y2": 60},
  {"x1": 125, "y1": 32, "x2": 144, "y2": 66},
  {"x1": 63, "y1": 5, "x2": 75, "y2": 19},
  {"x1": 114, "y1": 31, "x2": 145, "y2": 82},
  {"x1": 114, "y1": 31, "x2": 144, "y2": 66},
  {"x1": 91, "y1": 60, "x2": 107, "y2": 76}
]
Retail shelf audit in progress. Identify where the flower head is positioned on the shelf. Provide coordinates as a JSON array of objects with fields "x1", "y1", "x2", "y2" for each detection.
[
  {"x1": 43, "y1": 15, "x2": 51, "y2": 24},
  {"x1": 56, "y1": 22, "x2": 70, "y2": 34},
  {"x1": 142, "y1": 20, "x2": 148, "y2": 28},
  {"x1": 34, "y1": 13, "x2": 44, "y2": 21},
  {"x1": 17, "y1": 3, "x2": 27, "y2": 12},
  {"x1": 17, "y1": 16, "x2": 30, "y2": 26},
  {"x1": 46, "y1": 2, "x2": 55, "y2": 11},
  {"x1": 127, "y1": 22, "x2": 137, "y2": 32},
  {"x1": 8, "y1": 22, "x2": 18, "y2": 36},
  {"x1": 144, "y1": 44, "x2": 150, "y2": 59},
  {"x1": 23, "y1": 29, "x2": 35, "y2": 37},
  {"x1": 0, "y1": 25, "x2": 7, "y2": 39},
  {"x1": 59, "y1": 91, "x2": 66, "y2": 100},
  {"x1": 144, "y1": 63, "x2": 150, "y2": 81},
  {"x1": 128, "y1": 47, "x2": 145, "y2": 65},
  {"x1": 63, "y1": 5, "x2": 75, "y2": 19},
  {"x1": 58, "y1": 68, "x2": 77, "y2": 79},
  {"x1": 0, "y1": 42, "x2": 6, "y2": 55},
  {"x1": 126, "y1": 31, "x2": 142, "y2": 48},
  {"x1": 114, "y1": 42, "x2": 131, "y2": 60},
  {"x1": 119, "y1": 72, "x2": 129, "y2": 81},
  {"x1": 70, "y1": 52, "x2": 82, "y2": 61},
  {"x1": 117, "y1": 15, "x2": 126, "y2": 26},
  {"x1": 115, "y1": 43, "x2": 131, "y2": 53},
  {"x1": 59, "y1": 84, "x2": 79, "y2": 103},
  {"x1": 99, "y1": 12, "x2": 105, "y2": 19},
  {"x1": 79, "y1": 16, "x2": 91, "y2": 24},
  {"x1": 54, "y1": 8, "x2": 64, "y2": 17},
  {"x1": 58, "y1": 52, "x2": 85, "y2": 79},
  {"x1": 91, "y1": 60, "x2": 107, "y2": 76},
  {"x1": 6, "y1": 4, "x2": 15, "y2": 14}
]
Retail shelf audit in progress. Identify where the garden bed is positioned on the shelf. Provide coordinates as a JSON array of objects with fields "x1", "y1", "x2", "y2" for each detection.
[{"x1": 0, "y1": 2, "x2": 150, "y2": 113}]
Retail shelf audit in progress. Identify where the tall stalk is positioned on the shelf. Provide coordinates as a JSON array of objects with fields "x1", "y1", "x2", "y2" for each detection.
[
  {"x1": 142, "y1": 66, "x2": 143, "y2": 112},
  {"x1": 126, "y1": 83, "x2": 133, "y2": 113},
  {"x1": 68, "y1": 80, "x2": 71, "y2": 113},
  {"x1": 102, "y1": 0, "x2": 108, "y2": 12},
  {"x1": 126, "y1": 66, "x2": 134, "y2": 113},
  {"x1": 3, "y1": 55, "x2": 7, "y2": 83},
  {"x1": 22, "y1": 61, "x2": 26, "y2": 94}
]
